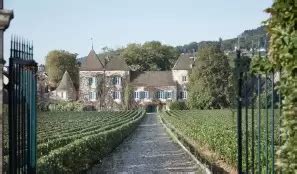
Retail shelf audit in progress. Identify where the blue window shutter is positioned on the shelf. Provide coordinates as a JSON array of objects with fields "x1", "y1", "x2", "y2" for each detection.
[
  {"x1": 112, "y1": 77, "x2": 116, "y2": 85},
  {"x1": 88, "y1": 78, "x2": 92, "y2": 86}
]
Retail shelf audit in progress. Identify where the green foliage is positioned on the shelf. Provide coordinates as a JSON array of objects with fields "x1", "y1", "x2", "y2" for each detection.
[
  {"x1": 176, "y1": 26, "x2": 267, "y2": 53},
  {"x1": 121, "y1": 41, "x2": 179, "y2": 71},
  {"x1": 169, "y1": 101, "x2": 188, "y2": 110},
  {"x1": 176, "y1": 42, "x2": 198, "y2": 53},
  {"x1": 265, "y1": 0, "x2": 297, "y2": 172},
  {"x1": 45, "y1": 50, "x2": 79, "y2": 89},
  {"x1": 161, "y1": 110, "x2": 280, "y2": 171},
  {"x1": 187, "y1": 44, "x2": 233, "y2": 109},
  {"x1": 123, "y1": 84, "x2": 133, "y2": 110},
  {"x1": 37, "y1": 110, "x2": 145, "y2": 173},
  {"x1": 48, "y1": 101, "x2": 84, "y2": 112},
  {"x1": 251, "y1": 55, "x2": 274, "y2": 74}
]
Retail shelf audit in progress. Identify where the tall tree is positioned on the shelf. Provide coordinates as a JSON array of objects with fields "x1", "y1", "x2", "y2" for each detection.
[
  {"x1": 187, "y1": 44, "x2": 232, "y2": 109},
  {"x1": 45, "y1": 50, "x2": 79, "y2": 89},
  {"x1": 121, "y1": 41, "x2": 179, "y2": 71}
]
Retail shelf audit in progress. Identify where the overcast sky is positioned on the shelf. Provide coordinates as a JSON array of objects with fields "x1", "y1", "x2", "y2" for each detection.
[{"x1": 4, "y1": 0, "x2": 272, "y2": 63}]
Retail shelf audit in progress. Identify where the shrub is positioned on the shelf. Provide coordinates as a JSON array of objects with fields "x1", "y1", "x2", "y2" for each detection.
[
  {"x1": 48, "y1": 101, "x2": 84, "y2": 112},
  {"x1": 37, "y1": 102, "x2": 50, "y2": 111},
  {"x1": 37, "y1": 111, "x2": 145, "y2": 173},
  {"x1": 169, "y1": 101, "x2": 188, "y2": 110}
]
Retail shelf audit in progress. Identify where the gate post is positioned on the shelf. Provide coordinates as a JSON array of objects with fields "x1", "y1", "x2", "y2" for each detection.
[{"x1": 0, "y1": 1, "x2": 13, "y2": 173}]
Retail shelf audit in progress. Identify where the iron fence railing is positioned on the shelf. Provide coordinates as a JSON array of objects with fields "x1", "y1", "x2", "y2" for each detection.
[
  {"x1": 7, "y1": 36, "x2": 37, "y2": 174},
  {"x1": 236, "y1": 49, "x2": 281, "y2": 174}
]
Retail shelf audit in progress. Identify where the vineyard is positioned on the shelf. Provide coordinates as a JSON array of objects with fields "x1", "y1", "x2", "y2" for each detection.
[
  {"x1": 3, "y1": 110, "x2": 146, "y2": 173},
  {"x1": 160, "y1": 110, "x2": 280, "y2": 172}
]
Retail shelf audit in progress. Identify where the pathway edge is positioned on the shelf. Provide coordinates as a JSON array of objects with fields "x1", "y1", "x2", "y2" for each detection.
[{"x1": 157, "y1": 113, "x2": 212, "y2": 174}]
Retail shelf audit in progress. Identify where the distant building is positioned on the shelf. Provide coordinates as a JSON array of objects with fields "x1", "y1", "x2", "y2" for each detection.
[{"x1": 78, "y1": 49, "x2": 195, "y2": 111}]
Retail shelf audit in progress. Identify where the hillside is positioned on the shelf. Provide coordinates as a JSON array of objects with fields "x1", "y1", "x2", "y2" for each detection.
[
  {"x1": 176, "y1": 26, "x2": 267, "y2": 53},
  {"x1": 221, "y1": 26, "x2": 267, "y2": 51}
]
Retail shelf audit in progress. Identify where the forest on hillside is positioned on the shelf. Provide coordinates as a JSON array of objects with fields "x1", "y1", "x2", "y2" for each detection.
[{"x1": 176, "y1": 26, "x2": 267, "y2": 53}]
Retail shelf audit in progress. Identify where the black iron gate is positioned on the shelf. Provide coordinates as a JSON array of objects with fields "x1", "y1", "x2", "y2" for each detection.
[
  {"x1": 8, "y1": 37, "x2": 37, "y2": 174},
  {"x1": 236, "y1": 49, "x2": 281, "y2": 174}
]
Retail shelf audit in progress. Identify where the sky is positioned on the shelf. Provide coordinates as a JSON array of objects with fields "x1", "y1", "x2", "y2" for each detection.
[{"x1": 4, "y1": 0, "x2": 272, "y2": 64}]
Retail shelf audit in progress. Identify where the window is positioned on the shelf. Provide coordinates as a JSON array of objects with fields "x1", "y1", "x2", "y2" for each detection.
[
  {"x1": 88, "y1": 77, "x2": 96, "y2": 86},
  {"x1": 182, "y1": 76, "x2": 187, "y2": 82},
  {"x1": 180, "y1": 91, "x2": 187, "y2": 99},
  {"x1": 144, "y1": 91, "x2": 149, "y2": 99},
  {"x1": 134, "y1": 91, "x2": 139, "y2": 99},
  {"x1": 88, "y1": 78, "x2": 93, "y2": 86},
  {"x1": 165, "y1": 91, "x2": 172, "y2": 99},
  {"x1": 112, "y1": 76, "x2": 121, "y2": 85},
  {"x1": 156, "y1": 91, "x2": 166, "y2": 99},
  {"x1": 113, "y1": 91, "x2": 121, "y2": 100},
  {"x1": 89, "y1": 91, "x2": 97, "y2": 101},
  {"x1": 63, "y1": 92, "x2": 67, "y2": 99},
  {"x1": 134, "y1": 91, "x2": 149, "y2": 99},
  {"x1": 156, "y1": 90, "x2": 173, "y2": 99}
]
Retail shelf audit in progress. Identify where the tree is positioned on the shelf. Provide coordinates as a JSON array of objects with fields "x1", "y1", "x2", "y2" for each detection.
[
  {"x1": 176, "y1": 42, "x2": 198, "y2": 54},
  {"x1": 187, "y1": 44, "x2": 232, "y2": 109},
  {"x1": 123, "y1": 83, "x2": 133, "y2": 110},
  {"x1": 121, "y1": 41, "x2": 179, "y2": 71},
  {"x1": 266, "y1": 0, "x2": 297, "y2": 172},
  {"x1": 45, "y1": 50, "x2": 79, "y2": 89}
]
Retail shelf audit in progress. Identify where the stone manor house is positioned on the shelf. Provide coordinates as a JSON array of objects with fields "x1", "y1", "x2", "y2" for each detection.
[{"x1": 50, "y1": 49, "x2": 195, "y2": 111}]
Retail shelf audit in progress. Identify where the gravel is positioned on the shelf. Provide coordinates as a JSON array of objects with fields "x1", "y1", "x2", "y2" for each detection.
[{"x1": 88, "y1": 113, "x2": 207, "y2": 174}]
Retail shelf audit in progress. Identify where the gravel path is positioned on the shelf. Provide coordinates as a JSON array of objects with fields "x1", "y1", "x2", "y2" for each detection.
[{"x1": 88, "y1": 113, "x2": 207, "y2": 174}]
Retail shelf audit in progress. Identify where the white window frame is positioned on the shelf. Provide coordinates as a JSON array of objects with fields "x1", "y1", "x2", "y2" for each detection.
[
  {"x1": 113, "y1": 76, "x2": 121, "y2": 85},
  {"x1": 144, "y1": 91, "x2": 149, "y2": 99},
  {"x1": 113, "y1": 91, "x2": 121, "y2": 100},
  {"x1": 89, "y1": 91, "x2": 97, "y2": 101},
  {"x1": 182, "y1": 91, "x2": 187, "y2": 99},
  {"x1": 134, "y1": 91, "x2": 139, "y2": 99},
  {"x1": 182, "y1": 76, "x2": 187, "y2": 82},
  {"x1": 158, "y1": 90, "x2": 165, "y2": 99},
  {"x1": 166, "y1": 91, "x2": 172, "y2": 99},
  {"x1": 89, "y1": 77, "x2": 96, "y2": 87}
]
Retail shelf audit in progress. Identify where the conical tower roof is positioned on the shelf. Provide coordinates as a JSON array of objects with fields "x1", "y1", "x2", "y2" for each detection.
[
  {"x1": 80, "y1": 49, "x2": 104, "y2": 71},
  {"x1": 56, "y1": 71, "x2": 75, "y2": 91}
]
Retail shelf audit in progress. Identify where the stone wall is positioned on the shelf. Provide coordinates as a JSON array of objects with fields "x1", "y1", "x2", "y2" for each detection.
[
  {"x1": 79, "y1": 71, "x2": 104, "y2": 102},
  {"x1": 79, "y1": 70, "x2": 129, "y2": 108}
]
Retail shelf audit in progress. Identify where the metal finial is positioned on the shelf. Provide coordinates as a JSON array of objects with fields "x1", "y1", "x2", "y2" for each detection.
[{"x1": 91, "y1": 37, "x2": 93, "y2": 50}]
